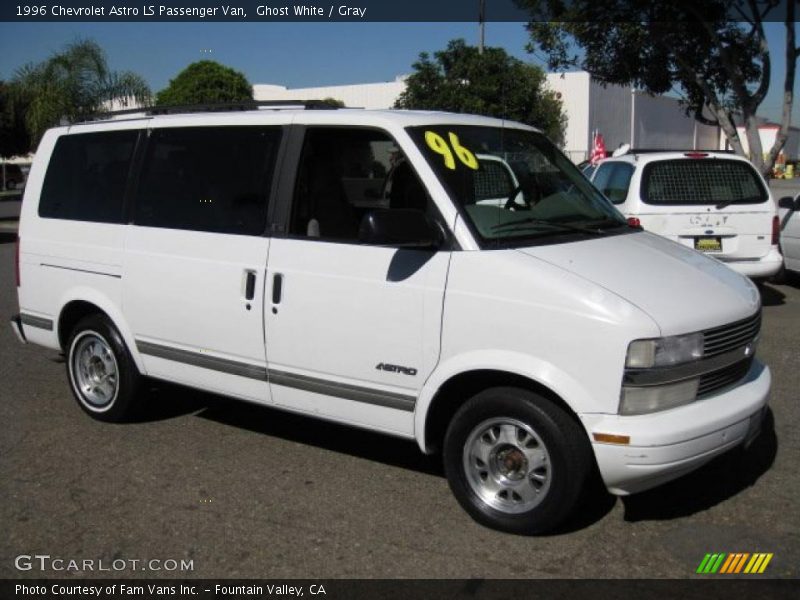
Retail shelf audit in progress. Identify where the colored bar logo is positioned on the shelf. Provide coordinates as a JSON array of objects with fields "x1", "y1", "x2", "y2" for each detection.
[{"x1": 696, "y1": 553, "x2": 773, "y2": 574}]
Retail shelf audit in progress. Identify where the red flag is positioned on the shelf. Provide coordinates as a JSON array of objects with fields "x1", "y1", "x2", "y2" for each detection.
[{"x1": 590, "y1": 131, "x2": 607, "y2": 165}]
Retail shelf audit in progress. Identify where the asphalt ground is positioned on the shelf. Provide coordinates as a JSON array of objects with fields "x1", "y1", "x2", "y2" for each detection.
[{"x1": 1, "y1": 236, "x2": 798, "y2": 580}]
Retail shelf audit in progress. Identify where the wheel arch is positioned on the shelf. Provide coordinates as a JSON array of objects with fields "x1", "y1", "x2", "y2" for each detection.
[
  {"x1": 416, "y1": 352, "x2": 594, "y2": 454},
  {"x1": 56, "y1": 289, "x2": 144, "y2": 373}
]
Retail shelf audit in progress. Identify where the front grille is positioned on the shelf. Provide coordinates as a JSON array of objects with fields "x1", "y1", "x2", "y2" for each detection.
[
  {"x1": 703, "y1": 311, "x2": 761, "y2": 358},
  {"x1": 697, "y1": 357, "x2": 754, "y2": 398}
]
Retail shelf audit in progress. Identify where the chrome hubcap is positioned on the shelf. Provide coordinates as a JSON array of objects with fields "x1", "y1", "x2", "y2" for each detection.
[
  {"x1": 71, "y1": 333, "x2": 119, "y2": 407},
  {"x1": 463, "y1": 417, "x2": 552, "y2": 514}
]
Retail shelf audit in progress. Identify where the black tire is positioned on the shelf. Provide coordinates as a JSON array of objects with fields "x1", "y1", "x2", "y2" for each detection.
[
  {"x1": 443, "y1": 387, "x2": 592, "y2": 535},
  {"x1": 66, "y1": 314, "x2": 142, "y2": 422}
]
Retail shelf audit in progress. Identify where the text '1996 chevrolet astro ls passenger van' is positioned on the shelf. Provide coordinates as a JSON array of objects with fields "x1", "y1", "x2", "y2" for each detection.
[{"x1": 11, "y1": 104, "x2": 770, "y2": 533}]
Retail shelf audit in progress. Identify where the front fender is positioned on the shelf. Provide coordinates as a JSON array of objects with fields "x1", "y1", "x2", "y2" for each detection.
[{"x1": 414, "y1": 349, "x2": 595, "y2": 453}]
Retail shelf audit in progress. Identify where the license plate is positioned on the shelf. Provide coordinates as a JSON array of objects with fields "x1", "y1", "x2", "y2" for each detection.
[{"x1": 694, "y1": 237, "x2": 722, "y2": 252}]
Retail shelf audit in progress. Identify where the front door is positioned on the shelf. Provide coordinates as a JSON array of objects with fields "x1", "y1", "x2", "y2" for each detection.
[{"x1": 264, "y1": 126, "x2": 450, "y2": 437}]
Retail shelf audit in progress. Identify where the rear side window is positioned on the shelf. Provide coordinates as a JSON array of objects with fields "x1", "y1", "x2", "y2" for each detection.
[
  {"x1": 642, "y1": 159, "x2": 767, "y2": 205},
  {"x1": 39, "y1": 130, "x2": 138, "y2": 223},
  {"x1": 592, "y1": 162, "x2": 634, "y2": 204},
  {"x1": 134, "y1": 127, "x2": 282, "y2": 235}
]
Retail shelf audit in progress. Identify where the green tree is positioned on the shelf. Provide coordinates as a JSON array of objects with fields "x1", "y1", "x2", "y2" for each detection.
[
  {"x1": 395, "y1": 39, "x2": 566, "y2": 145},
  {"x1": 0, "y1": 81, "x2": 30, "y2": 158},
  {"x1": 11, "y1": 39, "x2": 151, "y2": 148},
  {"x1": 156, "y1": 61, "x2": 253, "y2": 106},
  {"x1": 516, "y1": 0, "x2": 798, "y2": 176}
]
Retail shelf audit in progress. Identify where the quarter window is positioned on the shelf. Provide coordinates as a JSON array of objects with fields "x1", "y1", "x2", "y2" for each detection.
[
  {"x1": 592, "y1": 162, "x2": 634, "y2": 204},
  {"x1": 134, "y1": 127, "x2": 282, "y2": 235},
  {"x1": 39, "y1": 130, "x2": 138, "y2": 223}
]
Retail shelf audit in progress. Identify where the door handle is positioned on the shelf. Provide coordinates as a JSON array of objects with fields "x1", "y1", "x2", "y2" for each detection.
[
  {"x1": 272, "y1": 273, "x2": 283, "y2": 304},
  {"x1": 244, "y1": 270, "x2": 256, "y2": 301}
]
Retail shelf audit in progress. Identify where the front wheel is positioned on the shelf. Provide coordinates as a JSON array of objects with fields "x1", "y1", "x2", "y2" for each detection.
[
  {"x1": 443, "y1": 387, "x2": 591, "y2": 534},
  {"x1": 66, "y1": 314, "x2": 142, "y2": 422}
]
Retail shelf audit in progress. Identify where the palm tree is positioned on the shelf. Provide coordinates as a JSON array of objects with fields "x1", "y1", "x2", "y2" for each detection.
[{"x1": 11, "y1": 39, "x2": 151, "y2": 147}]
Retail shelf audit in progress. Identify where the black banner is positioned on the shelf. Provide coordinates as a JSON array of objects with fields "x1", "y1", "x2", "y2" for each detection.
[
  {"x1": 1, "y1": 0, "x2": 796, "y2": 22},
  {"x1": 3, "y1": 1, "x2": 524, "y2": 22},
  {"x1": 1, "y1": 579, "x2": 797, "y2": 600}
]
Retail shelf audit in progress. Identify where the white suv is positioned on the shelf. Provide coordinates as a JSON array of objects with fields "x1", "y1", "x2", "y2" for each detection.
[
  {"x1": 590, "y1": 151, "x2": 782, "y2": 280},
  {"x1": 11, "y1": 106, "x2": 770, "y2": 534}
]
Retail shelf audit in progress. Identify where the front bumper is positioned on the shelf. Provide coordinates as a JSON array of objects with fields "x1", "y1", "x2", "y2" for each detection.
[
  {"x1": 586, "y1": 359, "x2": 770, "y2": 495},
  {"x1": 718, "y1": 247, "x2": 783, "y2": 279}
]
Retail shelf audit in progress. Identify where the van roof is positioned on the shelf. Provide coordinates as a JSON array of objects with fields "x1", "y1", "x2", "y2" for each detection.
[{"x1": 65, "y1": 107, "x2": 539, "y2": 134}]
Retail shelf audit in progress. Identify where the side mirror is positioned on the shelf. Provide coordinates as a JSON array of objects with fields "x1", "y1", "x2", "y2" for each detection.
[
  {"x1": 358, "y1": 209, "x2": 442, "y2": 249},
  {"x1": 777, "y1": 196, "x2": 797, "y2": 210}
]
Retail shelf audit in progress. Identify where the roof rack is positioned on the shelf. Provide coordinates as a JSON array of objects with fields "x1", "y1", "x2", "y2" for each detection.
[{"x1": 88, "y1": 99, "x2": 343, "y2": 121}]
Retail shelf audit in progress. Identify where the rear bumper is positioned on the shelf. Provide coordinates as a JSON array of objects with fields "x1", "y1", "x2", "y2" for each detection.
[
  {"x1": 717, "y1": 247, "x2": 783, "y2": 278},
  {"x1": 587, "y1": 359, "x2": 770, "y2": 495},
  {"x1": 10, "y1": 313, "x2": 27, "y2": 344}
]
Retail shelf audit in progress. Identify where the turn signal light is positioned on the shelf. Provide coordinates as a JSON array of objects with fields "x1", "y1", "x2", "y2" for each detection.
[
  {"x1": 627, "y1": 217, "x2": 642, "y2": 228},
  {"x1": 593, "y1": 433, "x2": 631, "y2": 445}
]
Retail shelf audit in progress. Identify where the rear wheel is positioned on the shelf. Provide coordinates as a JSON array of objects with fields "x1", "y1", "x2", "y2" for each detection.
[
  {"x1": 443, "y1": 387, "x2": 591, "y2": 534},
  {"x1": 66, "y1": 314, "x2": 142, "y2": 422}
]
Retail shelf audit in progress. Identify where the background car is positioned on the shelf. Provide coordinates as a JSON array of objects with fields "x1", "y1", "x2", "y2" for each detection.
[
  {"x1": 1, "y1": 163, "x2": 25, "y2": 190},
  {"x1": 777, "y1": 193, "x2": 800, "y2": 278},
  {"x1": 588, "y1": 150, "x2": 782, "y2": 280}
]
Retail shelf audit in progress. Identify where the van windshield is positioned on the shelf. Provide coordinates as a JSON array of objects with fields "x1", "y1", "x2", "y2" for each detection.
[
  {"x1": 641, "y1": 159, "x2": 768, "y2": 206},
  {"x1": 407, "y1": 125, "x2": 629, "y2": 246}
]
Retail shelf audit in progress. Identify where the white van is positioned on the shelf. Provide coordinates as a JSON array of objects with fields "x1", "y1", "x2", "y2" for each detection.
[
  {"x1": 777, "y1": 193, "x2": 800, "y2": 276},
  {"x1": 590, "y1": 151, "x2": 782, "y2": 280},
  {"x1": 11, "y1": 107, "x2": 769, "y2": 534}
]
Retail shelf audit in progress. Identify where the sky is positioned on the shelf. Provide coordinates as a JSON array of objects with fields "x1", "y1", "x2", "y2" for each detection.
[{"x1": 0, "y1": 21, "x2": 796, "y2": 123}]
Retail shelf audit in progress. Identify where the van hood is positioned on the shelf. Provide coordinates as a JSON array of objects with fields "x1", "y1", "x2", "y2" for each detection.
[{"x1": 515, "y1": 231, "x2": 760, "y2": 336}]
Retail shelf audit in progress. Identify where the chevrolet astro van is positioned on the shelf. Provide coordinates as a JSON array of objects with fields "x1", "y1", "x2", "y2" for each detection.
[{"x1": 10, "y1": 105, "x2": 770, "y2": 534}]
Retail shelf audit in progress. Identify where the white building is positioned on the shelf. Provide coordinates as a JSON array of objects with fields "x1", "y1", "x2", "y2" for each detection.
[
  {"x1": 544, "y1": 72, "x2": 721, "y2": 162},
  {"x1": 253, "y1": 76, "x2": 408, "y2": 110}
]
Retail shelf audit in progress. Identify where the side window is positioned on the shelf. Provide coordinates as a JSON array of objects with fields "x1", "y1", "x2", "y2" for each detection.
[
  {"x1": 134, "y1": 127, "x2": 282, "y2": 235},
  {"x1": 39, "y1": 130, "x2": 138, "y2": 223},
  {"x1": 592, "y1": 162, "x2": 634, "y2": 204},
  {"x1": 289, "y1": 128, "x2": 432, "y2": 242}
]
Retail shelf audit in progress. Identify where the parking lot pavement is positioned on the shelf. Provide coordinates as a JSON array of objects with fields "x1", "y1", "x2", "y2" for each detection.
[{"x1": 1, "y1": 238, "x2": 798, "y2": 579}]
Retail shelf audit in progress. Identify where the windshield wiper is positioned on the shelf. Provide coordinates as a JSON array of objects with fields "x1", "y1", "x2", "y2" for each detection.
[
  {"x1": 490, "y1": 218, "x2": 607, "y2": 235},
  {"x1": 582, "y1": 217, "x2": 631, "y2": 230}
]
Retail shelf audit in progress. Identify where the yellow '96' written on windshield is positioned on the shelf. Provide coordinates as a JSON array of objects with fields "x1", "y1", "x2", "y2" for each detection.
[{"x1": 424, "y1": 131, "x2": 479, "y2": 171}]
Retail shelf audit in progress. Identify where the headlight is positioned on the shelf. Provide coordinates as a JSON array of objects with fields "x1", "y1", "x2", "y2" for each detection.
[
  {"x1": 625, "y1": 332, "x2": 704, "y2": 368},
  {"x1": 619, "y1": 379, "x2": 699, "y2": 415}
]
